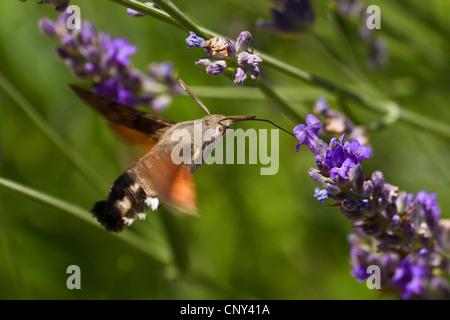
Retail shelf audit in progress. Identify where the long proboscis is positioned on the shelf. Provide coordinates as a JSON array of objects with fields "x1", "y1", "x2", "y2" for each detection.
[{"x1": 220, "y1": 115, "x2": 295, "y2": 138}]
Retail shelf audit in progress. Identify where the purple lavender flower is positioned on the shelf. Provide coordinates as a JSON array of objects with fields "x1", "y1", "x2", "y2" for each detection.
[
  {"x1": 392, "y1": 258, "x2": 428, "y2": 299},
  {"x1": 295, "y1": 112, "x2": 450, "y2": 299},
  {"x1": 295, "y1": 115, "x2": 370, "y2": 182},
  {"x1": 186, "y1": 31, "x2": 262, "y2": 84},
  {"x1": 343, "y1": 140, "x2": 371, "y2": 163},
  {"x1": 186, "y1": 31, "x2": 206, "y2": 50},
  {"x1": 106, "y1": 38, "x2": 137, "y2": 67},
  {"x1": 39, "y1": 13, "x2": 180, "y2": 110},
  {"x1": 257, "y1": 0, "x2": 315, "y2": 38},
  {"x1": 337, "y1": 0, "x2": 363, "y2": 19},
  {"x1": 93, "y1": 78, "x2": 141, "y2": 108},
  {"x1": 348, "y1": 233, "x2": 400, "y2": 288},
  {"x1": 293, "y1": 114, "x2": 327, "y2": 155}
]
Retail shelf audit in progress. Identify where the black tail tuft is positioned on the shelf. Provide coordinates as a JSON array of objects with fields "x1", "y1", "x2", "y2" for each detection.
[
  {"x1": 90, "y1": 172, "x2": 150, "y2": 232},
  {"x1": 91, "y1": 201, "x2": 126, "y2": 233}
]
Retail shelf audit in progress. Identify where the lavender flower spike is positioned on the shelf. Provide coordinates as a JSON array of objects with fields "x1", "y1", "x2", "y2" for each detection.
[
  {"x1": 185, "y1": 31, "x2": 262, "y2": 85},
  {"x1": 295, "y1": 111, "x2": 450, "y2": 299},
  {"x1": 40, "y1": 13, "x2": 181, "y2": 111}
]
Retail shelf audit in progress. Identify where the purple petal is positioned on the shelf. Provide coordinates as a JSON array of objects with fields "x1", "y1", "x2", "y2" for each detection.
[
  {"x1": 329, "y1": 158, "x2": 356, "y2": 180},
  {"x1": 186, "y1": 31, "x2": 205, "y2": 50},
  {"x1": 233, "y1": 67, "x2": 247, "y2": 84},
  {"x1": 293, "y1": 115, "x2": 327, "y2": 155}
]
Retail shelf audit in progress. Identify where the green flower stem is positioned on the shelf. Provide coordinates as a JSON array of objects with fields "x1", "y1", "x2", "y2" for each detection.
[
  {"x1": 150, "y1": 0, "x2": 205, "y2": 37},
  {"x1": 0, "y1": 176, "x2": 236, "y2": 294},
  {"x1": 311, "y1": 32, "x2": 380, "y2": 99},
  {"x1": 158, "y1": 209, "x2": 190, "y2": 274},
  {"x1": 109, "y1": 0, "x2": 450, "y2": 140},
  {"x1": 0, "y1": 72, "x2": 108, "y2": 193},
  {"x1": 188, "y1": 86, "x2": 325, "y2": 101},
  {"x1": 0, "y1": 176, "x2": 172, "y2": 267},
  {"x1": 109, "y1": 0, "x2": 183, "y2": 29}
]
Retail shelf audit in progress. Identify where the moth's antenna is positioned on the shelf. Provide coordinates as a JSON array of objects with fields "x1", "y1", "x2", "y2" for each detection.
[
  {"x1": 177, "y1": 78, "x2": 211, "y2": 115},
  {"x1": 220, "y1": 116, "x2": 296, "y2": 138}
]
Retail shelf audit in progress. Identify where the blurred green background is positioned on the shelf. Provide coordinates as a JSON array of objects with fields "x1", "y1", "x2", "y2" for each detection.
[{"x1": 0, "y1": 0, "x2": 449, "y2": 299}]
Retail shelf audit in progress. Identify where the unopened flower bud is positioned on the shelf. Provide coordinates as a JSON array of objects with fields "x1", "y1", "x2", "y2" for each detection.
[
  {"x1": 372, "y1": 171, "x2": 384, "y2": 195},
  {"x1": 361, "y1": 180, "x2": 374, "y2": 198},
  {"x1": 236, "y1": 31, "x2": 252, "y2": 52},
  {"x1": 206, "y1": 60, "x2": 228, "y2": 75}
]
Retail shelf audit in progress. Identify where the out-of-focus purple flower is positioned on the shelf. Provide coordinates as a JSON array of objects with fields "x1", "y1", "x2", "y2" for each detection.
[
  {"x1": 337, "y1": 0, "x2": 363, "y2": 19},
  {"x1": 314, "y1": 96, "x2": 330, "y2": 114},
  {"x1": 93, "y1": 78, "x2": 141, "y2": 108},
  {"x1": 106, "y1": 38, "x2": 137, "y2": 67},
  {"x1": 351, "y1": 263, "x2": 368, "y2": 281},
  {"x1": 392, "y1": 258, "x2": 428, "y2": 299},
  {"x1": 186, "y1": 31, "x2": 262, "y2": 85},
  {"x1": 313, "y1": 96, "x2": 370, "y2": 146},
  {"x1": 257, "y1": 0, "x2": 315, "y2": 38},
  {"x1": 39, "y1": 13, "x2": 180, "y2": 111},
  {"x1": 329, "y1": 158, "x2": 356, "y2": 180},
  {"x1": 295, "y1": 115, "x2": 370, "y2": 181},
  {"x1": 39, "y1": 18, "x2": 58, "y2": 37}
]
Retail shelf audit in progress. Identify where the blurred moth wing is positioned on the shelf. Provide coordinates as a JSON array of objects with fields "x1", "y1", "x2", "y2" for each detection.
[{"x1": 70, "y1": 85, "x2": 197, "y2": 232}]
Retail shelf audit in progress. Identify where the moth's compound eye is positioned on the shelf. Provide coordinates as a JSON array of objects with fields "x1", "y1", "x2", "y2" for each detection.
[{"x1": 216, "y1": 125, "x2": 225, "y2": 135}]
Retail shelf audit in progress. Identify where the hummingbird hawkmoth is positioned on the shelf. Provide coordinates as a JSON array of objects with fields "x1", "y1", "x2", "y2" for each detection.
[{"x1": 70, "y1": 80, "x2": 255, "y2": 233}]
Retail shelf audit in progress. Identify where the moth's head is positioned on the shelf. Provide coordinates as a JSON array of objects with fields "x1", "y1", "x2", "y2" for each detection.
[{"x1": 203, "y1": 114, "x2": 255, "y2": 138}]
